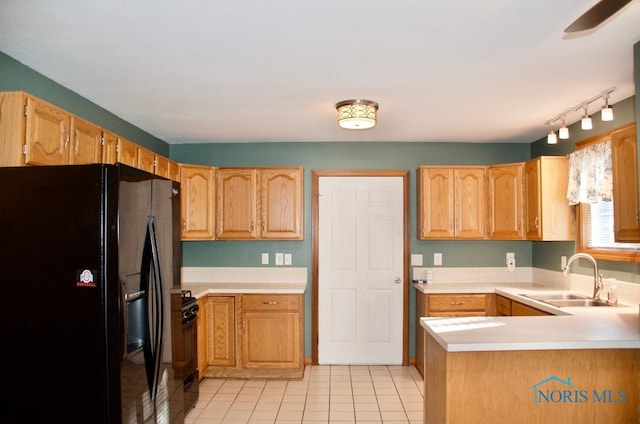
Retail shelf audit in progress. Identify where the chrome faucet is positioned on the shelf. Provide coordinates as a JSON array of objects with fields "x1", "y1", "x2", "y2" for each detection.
[{"x1": 562, "y1": 253, "x2": 603, "y2": 301}]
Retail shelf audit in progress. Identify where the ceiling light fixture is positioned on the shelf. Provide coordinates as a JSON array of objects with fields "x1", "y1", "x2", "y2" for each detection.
[
  {"x1": 601, "y1": 93, "x2": 614, "y2": 121},
  {"x1": 543, "y1": 87, "x2": 615, "y2": 143},
  {"x1": 336, "y1": 99, "x2": 378, "y2": 129}
]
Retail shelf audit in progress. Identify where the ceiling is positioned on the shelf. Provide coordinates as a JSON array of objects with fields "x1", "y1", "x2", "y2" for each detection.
[{"x1": 1, "y1": 1, "x2": 639, "y2": 144}]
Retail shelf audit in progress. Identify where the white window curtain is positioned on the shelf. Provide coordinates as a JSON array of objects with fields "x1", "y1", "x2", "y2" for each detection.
[{"x1": 566, "y1": 140, "x2": 613, "y2": 206}]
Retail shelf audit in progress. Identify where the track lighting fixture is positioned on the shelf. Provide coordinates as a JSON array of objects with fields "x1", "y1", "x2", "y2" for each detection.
[{"x1": 543, "y1": 87, "x2": 615, "y2": 144}]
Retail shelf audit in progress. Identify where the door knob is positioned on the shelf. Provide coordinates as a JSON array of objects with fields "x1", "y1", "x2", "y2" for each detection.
[{"x1": 394, "y1": 277, "x2": 402, "y2": 284}]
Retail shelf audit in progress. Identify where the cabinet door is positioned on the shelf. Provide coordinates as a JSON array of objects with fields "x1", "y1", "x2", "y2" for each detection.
[
  {"x1": 488, "y1": 163, "x2": 524, "y2": 239},
  {"x1": 180, "y1": 164, "x2": 215, "y2": 240},
  {"x1": 524, "y1": 158, "x2": 542, "y2": 240},
  {"x1": 525, "y1": 157, "x2": 574, "y2": 241},
  {"x1": 209, "y1": 296, "x2": 236, "y2": 368},
  {"x1": 137, "y1": 146, "x2": 156, "y2": 174},
  {"x1": 418, "y1": 167, "x2": 455, "y2": 238},
  {"x1": 612, "y1": 125, "x2": 640, "y2": 241},
  {"x1": 454, "y1": 167, "x2": 486, "y2": 238},
  {"x1": 415, "y1": 291, "x2": 428, "y2": 377},
  {"x1": 216, "y1": 168, "x2": 258, "y2": 239},
  {"x1": 24, "y1": 96, "x2": 71, "y2": 165},
  {"x1": 116, "y1": 137, "x2": 138, "y2": 168},
  {"x1": 69, "y1": 115, "x2": 102, "y2": 165},
  {"x1": 242, "y1": 311, "x2": 301, "y2": 369},
  {"x1": 196, "y1": 297, "x2": 209, "y2": 379},
  {"x1": 101, "y1": 130, "x2": 118, "y2": 164},
  {"x1": 260, "y1": 168, "x2": 304, "y2": 239}
]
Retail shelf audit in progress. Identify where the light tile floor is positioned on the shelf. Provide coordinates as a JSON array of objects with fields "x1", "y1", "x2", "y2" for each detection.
[{"x1": 185, "y1": 365, "x2": 424, "y2": 424}]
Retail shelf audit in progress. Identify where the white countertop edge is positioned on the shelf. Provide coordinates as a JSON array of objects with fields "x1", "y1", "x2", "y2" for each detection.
[
  {"x1": 434, "y1": 340, "x2": 640, "y2": 352},
  {"x1": 182, "y1": 283, "x2": 306, "y2": 298}
]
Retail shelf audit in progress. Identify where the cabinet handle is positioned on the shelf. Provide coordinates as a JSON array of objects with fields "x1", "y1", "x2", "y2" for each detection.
[
  {"x1": 74, "y1": 131, "x2": 79, "y2": 152},
  {"x1": 63, "y1": 126, "x2": 70, "y2": 148},
  {"x1": 450, "y1": 300, "x2": 465, "y2": 305},
  {"x1": 262, "y1": 301, "x2": 278, "y2": 305},
  {"x1": 534, "y1": 216, "x2": 540, "y2": 229}
]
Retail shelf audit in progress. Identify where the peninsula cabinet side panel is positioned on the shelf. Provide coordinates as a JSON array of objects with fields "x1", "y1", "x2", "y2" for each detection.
[{"x1": 425, "y1": 334, "x2": 639, "y2": 423}]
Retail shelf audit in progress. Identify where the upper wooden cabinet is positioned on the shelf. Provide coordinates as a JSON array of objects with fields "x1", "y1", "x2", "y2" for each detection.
[
  {"x1": 260, "y1": 168, "x2": 304, "y2": 239},
  {"x1": 116, "y1": 137, "x2": 138, "y2": 168},
  {"x1": 524, "y1": 156, "x2": 574, "y2": 241},
  {"x1": 0, "y1": 92, "x2": 102, "y2": 166},
  {"x1": 418, "y1": 166, "x2": 486, "y2": 239},
  {"x1": 217, "y1": 167, "x2": 304, "y2": 240},
  {"x1": 488, "y1": 162, "x2": 525, "y2": 240},
  {"x1": 612, "y1": 124, "x2": 639, "y2": 242},
  {"x1": 180, "y1": 164, "x2": 216, "y2": 240},
  {"x1": 101, "y1": 129, "x2": 118, "y2": 164},
  {"x1": 68, "y1": 115, "x2": 102, "y2": 165}
]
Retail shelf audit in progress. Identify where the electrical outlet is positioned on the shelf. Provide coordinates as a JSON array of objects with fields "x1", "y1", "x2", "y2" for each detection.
[
  {"x1": 561, "y1": 255, "x2": 567, "y2": 269},
  {"x1": 275, "y1": 253, "x2": 284, "y2": 266},
  {"x1": 261, "y1": 253, "x2": 269, "y2": 265},
  {"x1": 284, "y1": 253, "x2": 292, "y2": 266},
  {"x1": 411, "y1": 254, "x2": 423, "y2": 266},
  {"x1": 434, "y1": 253, "x2": 442, "y2": 266}
]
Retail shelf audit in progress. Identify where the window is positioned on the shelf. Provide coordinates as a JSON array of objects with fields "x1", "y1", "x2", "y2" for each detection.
[{"x1": 574, "y1": 125, "x2": 640, "y2": 262}]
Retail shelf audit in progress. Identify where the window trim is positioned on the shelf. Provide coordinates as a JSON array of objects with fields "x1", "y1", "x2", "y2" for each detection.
[{"x1": 574, "y1": 124, "x2": 640, "y2": 263}]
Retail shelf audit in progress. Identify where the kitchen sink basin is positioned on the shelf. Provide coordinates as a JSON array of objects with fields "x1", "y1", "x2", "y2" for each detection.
[
  {"x1": 519, "y1": 293, "x2": 613, "y2": 307},
  {"x1": 544, "y1": 299, "x2": 612, "y2": 307},
  {"x1": 520, "y1": 293, "x2": 588, "y2": 301}
]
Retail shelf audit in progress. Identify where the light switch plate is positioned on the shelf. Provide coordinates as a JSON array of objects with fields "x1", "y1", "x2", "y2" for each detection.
[
  {"x1": 275, "y1": 253, "x2": 284, "y2": 266},
  {"x1": 261, "y1": 253, "x2": 269, "y2": 265},
  {"x1": 411, "y1": 254, "x2": 423, "y2": 266},
  {"x1": 284, "y1": 253, "x2": 292, "y2": 266},
  {"x1": 434, "y1": 253, "x2": 442, "y2": 266}
]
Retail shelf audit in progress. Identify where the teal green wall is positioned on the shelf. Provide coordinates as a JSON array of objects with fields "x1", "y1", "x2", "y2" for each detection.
[{"x1": 0, "y1": 51, "x2": 169, "y2": 155}]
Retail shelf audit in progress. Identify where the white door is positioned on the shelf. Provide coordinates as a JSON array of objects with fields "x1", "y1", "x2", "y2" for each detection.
[{"x1": 318, "y1": 176, "x2": 404, "y2": 364}]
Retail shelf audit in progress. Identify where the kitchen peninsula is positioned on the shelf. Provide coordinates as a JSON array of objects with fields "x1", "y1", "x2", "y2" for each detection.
[{"x1": 419, "y1": 285, "x2": 640, "y2": 423}]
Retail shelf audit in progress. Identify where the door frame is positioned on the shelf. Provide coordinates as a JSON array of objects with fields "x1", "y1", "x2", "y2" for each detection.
[{"x1": 311, "y1": 169, "x2": 410, "y2": 365}]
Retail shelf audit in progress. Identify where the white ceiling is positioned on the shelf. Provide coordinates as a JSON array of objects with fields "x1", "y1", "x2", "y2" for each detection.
[{"x1": 1, "y1": 1, "x2": 639, "y2": 144}]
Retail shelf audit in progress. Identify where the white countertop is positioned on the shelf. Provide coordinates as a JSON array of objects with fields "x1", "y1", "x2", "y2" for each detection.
[
  {"x1": 182, "y1": 282, "x2": 307, "y2": 298},
  {"x1": 417, "y1": 283, "x2": 640, "y2": 352}
]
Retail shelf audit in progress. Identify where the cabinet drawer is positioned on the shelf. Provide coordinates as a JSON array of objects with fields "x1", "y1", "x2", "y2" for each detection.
[
  {"x1": 242, "y1": 294, "x2": 300, "y2": 311},
  {"x1": 428, "y1": 294, "x2": 487, "y2": 312},
  {"x1": 496, "y1": 296, "x2": 512, "y2": 316}
]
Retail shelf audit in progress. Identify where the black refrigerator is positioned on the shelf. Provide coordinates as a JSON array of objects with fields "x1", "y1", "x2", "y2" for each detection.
[{"x1": 0, "y1": 164, "x2": 184, "y2": 423}]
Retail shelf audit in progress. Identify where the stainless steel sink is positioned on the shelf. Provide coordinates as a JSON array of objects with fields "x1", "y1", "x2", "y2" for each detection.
[
  {"x1": 544, "y1": 299, "x2": 612, "y2": 307},
  {"x1": 519, "y1": 293, "x2": 613, "y2": 307},
  {"x1": 520, "y1": 293, "x2": 588, "y2": 301}
]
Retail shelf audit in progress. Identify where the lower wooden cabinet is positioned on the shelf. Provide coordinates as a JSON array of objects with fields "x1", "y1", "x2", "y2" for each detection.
[
  {"x1": 198, "y1": 293, "x2": 304, "y2": 379},
  {"x1": 496, "y1": 295, "x2": 552, "y2": 316},
  {"x1": 415, "y1": 291, "x2": 495, "y2": 377}
]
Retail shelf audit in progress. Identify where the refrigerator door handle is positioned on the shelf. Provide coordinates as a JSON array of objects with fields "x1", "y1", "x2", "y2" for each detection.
[{"x1": 148, "y1": 216, "x2": 164, "y2": 401}]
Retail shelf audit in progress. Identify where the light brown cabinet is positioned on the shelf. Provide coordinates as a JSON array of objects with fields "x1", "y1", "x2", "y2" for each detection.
[
  {"x1": 116, "y1": 137, "x2": 138, "y2": 168},
  {"x1": 496, "y1": 295, "x2": 552, "y2": 316},
  {"x1": 241, "y1": 294, "x2": 303, "y2": 370},
  {"x1": 101, "y1": 130, "x2": 118, "y2": 164},
  {"x1": 612, "y1": 124, "x2": 639, "y2": 242},
  {"x1": 180, "y1": 164, "x2": 216, "y2": 240},
  {"x1": 199, "y1": 293, "x2": 304, "y2": 379},
  {"x1": 524, "y1": 156, "x2": 574, "y2": 241},
  {"x1": 488, "y1": 162, "x2": 525, "y2": 240},
  {"x1": 216, "y1": 167, "x2": 304, "y2": 240},
  {"x1": 136, "y1": 145, "x2": 156, "y2": 174},
  {"x1": 0, "y1": 92, "x2": 104, "y2": 166},
  {"x1": 196, "y1": 297, "x2": 209, "y2": 380},
  {"x1": 415, "y1": 291, "x2": 495, "y2": 377},
  {"x1": 418, "y1": 166, "x2": 486, "y2": 239}
]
